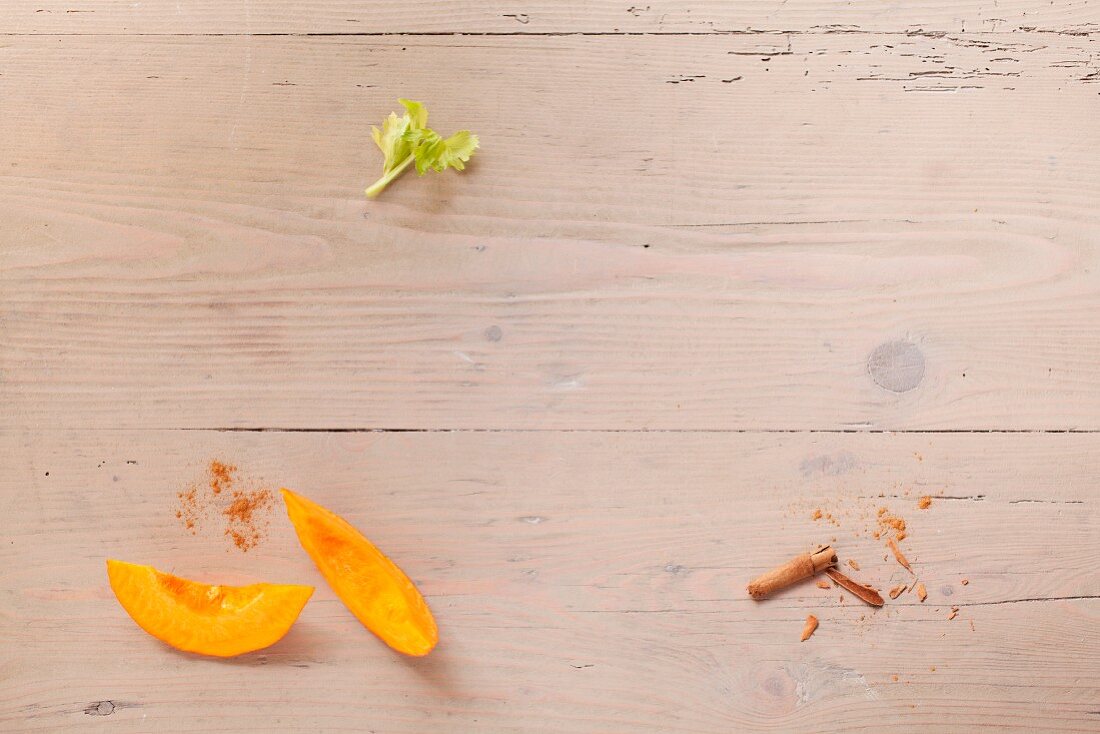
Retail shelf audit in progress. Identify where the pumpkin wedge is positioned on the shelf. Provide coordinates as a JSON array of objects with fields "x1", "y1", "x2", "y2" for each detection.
[
  {"x1": 106, "y1": 559, "x2": 313, "y2": 657},
  {"x1": 280, "y1": 488, "x2": 438, "y2": 656}
]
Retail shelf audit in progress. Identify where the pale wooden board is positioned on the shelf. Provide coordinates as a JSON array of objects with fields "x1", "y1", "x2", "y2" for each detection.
[
  {"x1": 2, "y1": 33, "x2": 1100, "y2": 430},
  {"x1": 2, "y1": 3, "x2": 1099, "y2": 731},
  {"x1": 0, "y1": 430, "x2": 1097, "y2": 733},
  {"x1": 3, "y1": 0, "x2": 1099, "y2": 34}
]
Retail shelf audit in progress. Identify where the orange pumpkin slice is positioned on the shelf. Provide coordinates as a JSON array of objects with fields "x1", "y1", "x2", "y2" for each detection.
[
  {"x1": 106, "y1": 559, "x2": 313, "y2": 657},
  {"x1": 281, "y1": 488, "x2": 438, "y2": 656}
]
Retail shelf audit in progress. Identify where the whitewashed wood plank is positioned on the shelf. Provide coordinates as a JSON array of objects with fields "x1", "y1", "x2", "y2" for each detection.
[
  {"x1": 3, "y1": 0, "x2": 1098, "y2": 35},
  {"x1": 1, "y1": 430, "x2": 1097, "y2": 732},
  {"x1": 1, "y1": 34, "x2": 1098, "y2": 429}
]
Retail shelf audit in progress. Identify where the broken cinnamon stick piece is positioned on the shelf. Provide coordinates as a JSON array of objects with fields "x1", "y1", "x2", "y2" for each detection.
[
  {"x1": 800, "y1": 614, "x2": 819, "y2": 641},
  {"x1": 847, "y1": 559, "x2": 860, "y2": 571},
  {"x1": 915, "y1": 582, "x2": 927, "y2": 602},
  {"x1": 824, "y1": 568, "x2": 884, "y2": 607},
  {"x1": 888, "y1": 584, "x2": 907, "y2": 599},
  {"x1": 886, "y1": 537, "x2": 912, "y2": 573},
  {"x1": 747, "y1": 545, "x2": 837, "y2": 599},
  {"x1": 947, "y1": 607, "x2": 958, "y2": 620},
  {"x1": 816, "y1": 580, "x2": 831, "y2": 589}
]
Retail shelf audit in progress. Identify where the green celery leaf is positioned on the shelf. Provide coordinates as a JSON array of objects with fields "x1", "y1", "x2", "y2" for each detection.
[
  {"x1": 405, "y1": 129, "x2": 480, "y2": 174},
  {"x1": 371, "y1": 112, "x2": 412, "y2": 174},
  {"x1": 366, "y1": 99, "x2": 477, "y2": 198},
  {"x1": 399, "y1": 99, "x2": 429, "y2": 130}
]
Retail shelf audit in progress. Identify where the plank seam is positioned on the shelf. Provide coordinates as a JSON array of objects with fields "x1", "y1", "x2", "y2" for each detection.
[
  {"x1": 0, "y1": 29, "x2": 1095, "y2": 38},
  {"x1": 165, "y1": 428, "x2": 1100, "y2": 434}
]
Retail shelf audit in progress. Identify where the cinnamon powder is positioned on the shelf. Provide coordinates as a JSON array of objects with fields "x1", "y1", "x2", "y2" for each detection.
[
  {"x1": 223, "y1": 487, "x2": 273, "y2": 552},
  {"x1": 176, "y1": 487, "x2": 199, "y2": 533},
  {"x1": 209, "y1": 460, "x2": 235, "y2": 495},
  {"x1": 174, "y1": 460, "x2": 274, "y2": 552}
]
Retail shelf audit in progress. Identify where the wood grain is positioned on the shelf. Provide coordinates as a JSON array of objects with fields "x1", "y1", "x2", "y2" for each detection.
[
  {"x1": 1, "y1": 430, "x2": 1097, "y2": 732},
  {"x1": 2, "y1": 3, "x2": 1098, "y2": 731},
  {"x1": 2, "y1": 33, "x2": 1099, "y2": 430},
  {"x1": 3, "y1": 0, "x2": 1099, "y2": 35}
]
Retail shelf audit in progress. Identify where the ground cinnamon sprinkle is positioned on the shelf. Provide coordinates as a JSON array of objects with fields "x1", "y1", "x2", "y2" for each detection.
[
  {"x1": 918, "y1": 495, "x2": 932, "y2": 509},
  {"x1": 174, "y1": 460, "x2": 273, "y2": 551},
  {"x1": 223, "y1": 487, "x2": 273, "y2": 552},
  {"x1": 209, "y1": 460, "x2": 236, "y2": 495},
  {"x1": 176, "y1": 487, "x2": 199, "y2": 533}
]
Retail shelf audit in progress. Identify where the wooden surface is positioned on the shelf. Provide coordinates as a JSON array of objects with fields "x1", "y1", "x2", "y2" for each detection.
[{"x1": 1, "y1": 1, "x2": 1098, "y2": 732}]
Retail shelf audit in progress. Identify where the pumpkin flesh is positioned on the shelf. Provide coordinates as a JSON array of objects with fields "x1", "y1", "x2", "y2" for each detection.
[
  {"x1": 106, "y1": 559, "x2": 313, "y2": 657},
  {"x1": 281, "y1": 488, "x2": 438, "y2": 656}
]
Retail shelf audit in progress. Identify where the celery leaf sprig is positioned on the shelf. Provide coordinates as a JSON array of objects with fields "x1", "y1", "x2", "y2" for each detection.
[{"x1": 365, "y1": 99, "x2": 479, "y2": 198}]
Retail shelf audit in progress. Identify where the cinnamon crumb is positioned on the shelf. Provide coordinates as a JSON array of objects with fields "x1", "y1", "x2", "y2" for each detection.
[
  {"x1": 917, "y1": 495, "x2": 932, "y2": 509},
  {"x1": 887, "y1": 537, "x2": 912, "y2": 572},
  {"x1": 811, "y1": 508, "x2": 822, "y2": 520},
  {"x1": 889, "y1": 584, "x2": 907, "y2": 599},
  {"x1": 800, "y1": 614, "x2": 819, "y2": 641},
  {"x1": 847, "y1": 559, "x2": 860, "y2": 571},
  {"x1": 947, "y1": 607, "x2": 958, "y2": 620},
  {"x1": 883, "y1": 517, "x2": 907, "y2": 540},
  {"x1": 960, "y1": 578, "x2": 969, "y2": 585},
  {"x1": 930, "y1": 666, "x2": 936, "y2": 672},
  {"x1": 969, "y1": 620, "x2": 975, "y2": 632},
  {"x1": 915, "y1": 582, "x2": 927, "y2": 602},
  {"x1": 892, "y1": 675, "x2": 899, "y2": 682},
  {"x1": 816, "y1": 580, "x2": 831, "y2": 589}
]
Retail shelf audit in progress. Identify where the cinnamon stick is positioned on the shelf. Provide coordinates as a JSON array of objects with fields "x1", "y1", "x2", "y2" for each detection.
[
  {"x1": 824, "y1": 568, "x2": 884, "y2": 607},
  {"x1": 747, "y1": 545, "x2": 837, "y2": 599}
]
